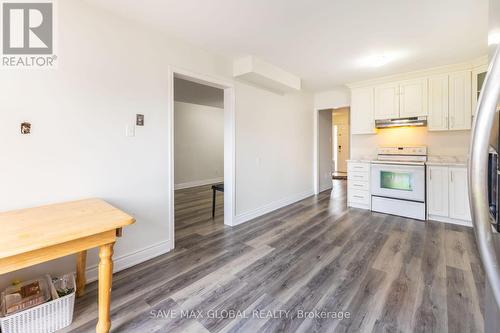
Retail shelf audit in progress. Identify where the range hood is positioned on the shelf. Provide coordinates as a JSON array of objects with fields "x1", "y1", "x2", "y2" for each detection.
[{"x1": 375, "y1": 116, "x2": 427, "y2": 129}]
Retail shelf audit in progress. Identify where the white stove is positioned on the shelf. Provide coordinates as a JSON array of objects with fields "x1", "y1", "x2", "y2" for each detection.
[{"x1": 370, "y1": 146, "x2": 427, "y2": 220}]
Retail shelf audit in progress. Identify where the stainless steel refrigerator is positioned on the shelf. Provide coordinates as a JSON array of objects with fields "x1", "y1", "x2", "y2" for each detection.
[{"x1": 470, "y1": 0, "x2": 500, "y2": 331}]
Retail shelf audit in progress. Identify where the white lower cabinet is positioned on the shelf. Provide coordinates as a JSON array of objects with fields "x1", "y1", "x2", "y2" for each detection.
[
  {"x1": 427, "y1": 165, "x2": 472, "y2": 226},
  {"x1": 448, "y1": 167, "x2": 472, "y2": 221},
  {"x1": 347, "y1": 161, "x2": 370, "y2": 210}
]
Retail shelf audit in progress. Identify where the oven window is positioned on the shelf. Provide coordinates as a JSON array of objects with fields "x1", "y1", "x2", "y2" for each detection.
[{"x1": 380, "y1": 171, "x2": 412, "y2": 191}]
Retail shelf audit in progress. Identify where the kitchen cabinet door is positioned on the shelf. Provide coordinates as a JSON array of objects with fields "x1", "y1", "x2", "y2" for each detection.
[
  {"x1": 472, "y1": 65, "x2": 487, "y2": 116},
  {"x1": 449, "y1": 167, "x2": 472, "y2": 221},
  {"x1": 399, "y1": 78, "x2": 428, "y2": 118},
  {"x1": 374, "y1": 83, "x2": 400, "y2": 120},
  {"x1": 350, "y1": 87, "x2": 375, "y2": 134},
  {"x1": 427, "y1": 166, "x2": 449, "y2": 218},
  {"x1": 449, "y1": 71, "x2": 472, "y2": 130},
  {"x1": 428, "y1": 74, "x2": 449, "y2": 131}
]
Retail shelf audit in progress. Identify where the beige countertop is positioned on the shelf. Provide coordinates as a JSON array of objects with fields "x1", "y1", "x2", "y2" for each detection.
[
  {"x1": 347, "y1": 157, "x2": 375, "y2": 163},
  {"x1": 425, "y1": 156, "x2": 468, "y2": 167}
]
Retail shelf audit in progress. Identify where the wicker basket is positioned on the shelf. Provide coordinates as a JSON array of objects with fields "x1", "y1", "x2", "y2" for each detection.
[{"x1": 0, "y1": 275, "x2": 75, "y2": 333}]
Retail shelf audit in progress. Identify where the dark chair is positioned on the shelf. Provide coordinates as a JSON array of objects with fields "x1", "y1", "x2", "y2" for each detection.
[{"x1": 211, "y1": 183, "x2": 224, "y2": 218}]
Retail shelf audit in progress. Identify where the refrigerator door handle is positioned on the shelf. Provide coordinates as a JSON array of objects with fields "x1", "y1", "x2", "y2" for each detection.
[{"x1": 470, "y1": 43, "x2": 500, "y2": 310}]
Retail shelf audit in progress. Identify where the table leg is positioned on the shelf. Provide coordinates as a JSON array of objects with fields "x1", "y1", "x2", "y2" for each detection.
[
  {"x1": 96, "y1": 243, "x2": 114, "y2": 333},
  {"x1": 76, "y1": 250, "x2": 87, "y2": 297}
]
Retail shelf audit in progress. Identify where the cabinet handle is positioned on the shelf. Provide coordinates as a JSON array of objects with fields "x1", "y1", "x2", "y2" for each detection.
[
  {"x1": 430, "y1": 169, "x2": 432, "y2": 181},
  {"x1": 450, "y1": 171, "x2": 454, "y2": 182},
  {"x1": 354, "y1": 195, "x2": 364, "y2": 199}
]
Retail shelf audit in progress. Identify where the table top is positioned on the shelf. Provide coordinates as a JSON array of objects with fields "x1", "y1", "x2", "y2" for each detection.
[{"x1": 0, "y1": 199, "x2": 135, "y2": 259}]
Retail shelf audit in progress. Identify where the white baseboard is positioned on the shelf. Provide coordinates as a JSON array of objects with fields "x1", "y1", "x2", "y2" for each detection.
[
  {"x1": 174, "y1": 177, "x2": 224, "y2": 190},
  {"x1": 428, "y1": 214, "x2": 473, "y2": 228},
  {"x1": 319, "y1": 184, "x2": 333, "y2": 193},
  {"x1": 85, "y1": 240, "x2": 171, "y2": 283},
  {"x1": 233, "y1": 189, "x2": 314, "y2": 226}
]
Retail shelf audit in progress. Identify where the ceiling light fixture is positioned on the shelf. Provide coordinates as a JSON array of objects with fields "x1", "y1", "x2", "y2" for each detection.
[{"x1": 356, "y1": 52, "x2": 406, "y2": 68}]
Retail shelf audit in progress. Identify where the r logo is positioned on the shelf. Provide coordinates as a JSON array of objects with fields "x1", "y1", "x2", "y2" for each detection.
[{"x1": 2, "y1": 2, "x2": 53, "y2": 54}]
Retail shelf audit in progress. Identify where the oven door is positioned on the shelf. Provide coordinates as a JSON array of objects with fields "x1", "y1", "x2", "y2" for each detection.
[{"x1": 371, "y1": 163, "x2": 425, "y2": 202}]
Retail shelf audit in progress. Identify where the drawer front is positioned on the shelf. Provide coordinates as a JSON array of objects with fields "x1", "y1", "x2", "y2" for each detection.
[
  {"x1": 348, "y1": 171, "x2": 369, "y2": 182},
  {"x1": 348, "y1": 163, "x2": 370, "y2": 173},
  {"x1": 348, "y1": 180, "x2": 369, "y2": 191},
  {"x1": 348, "y1": 189, "x2": 370, "y2": 204}
]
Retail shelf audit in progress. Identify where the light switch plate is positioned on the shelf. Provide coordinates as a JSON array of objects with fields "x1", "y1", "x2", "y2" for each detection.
[{"x1": 136, "y1": 114, "x2": 144, "y2": 126}]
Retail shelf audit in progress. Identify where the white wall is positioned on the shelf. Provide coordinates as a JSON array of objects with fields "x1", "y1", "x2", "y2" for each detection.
[
  {"x1": 235, "y1": 82, "x2": 314, "y2": 217},
  {"x1": 318, "y1": 110, "x2": 333, "y2": 192},
  {"x1": 0, "y1": 1, "x2": 313, "y2": 288},
  {"x1": 174, "y1": 102, "x2": 224, "y2": 188},
  {"x1": 314, "y1": 88, "x2": 350, "y2": 110},
  {"x1": 351, "y1": 128, "x2": 471, "y2": 158}
]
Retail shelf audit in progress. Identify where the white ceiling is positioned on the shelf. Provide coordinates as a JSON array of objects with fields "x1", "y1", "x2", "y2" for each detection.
[{"x1": 85, "y1": 0, "x2": 488, "y2": 91}]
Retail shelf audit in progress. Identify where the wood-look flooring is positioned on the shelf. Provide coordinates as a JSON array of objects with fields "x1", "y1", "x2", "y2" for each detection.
[{"x1": 62, "y1": 180, "x2": 485, "y2": 332}]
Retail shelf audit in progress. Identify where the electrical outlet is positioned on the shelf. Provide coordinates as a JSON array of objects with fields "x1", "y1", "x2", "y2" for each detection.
[{"x1": 126, "y1": 124, "x2": 135, "y2": 137}]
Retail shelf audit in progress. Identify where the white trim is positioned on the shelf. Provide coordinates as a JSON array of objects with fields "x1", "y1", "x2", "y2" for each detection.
[
  {"x1": 319, "y1": 184, "x2": 333, "y2": 193},
  {"x1": 85, "y1": 240, "x2": 171, "y2": 283},
  {"x1": 234, "y1": 190, "x2": 314, "y2": 226},
  {"x1": 174, "y1": 177, "x2": 224, "y2": 190},
  {"x1": 314, "y1": 107, "x2": 351, "y2": 195},
  {"x1": 428, "y1": 215, "x2": 473, "y2": 228},
  {"x1": 168, "y1": 66, "x2": 236, "y2": 250},
  {"x1": 313, "y1": 108, "x2": 319, "y2": 195},
  {"x1": 348, "y1": 202, "x2": 371, "y2": 210}
]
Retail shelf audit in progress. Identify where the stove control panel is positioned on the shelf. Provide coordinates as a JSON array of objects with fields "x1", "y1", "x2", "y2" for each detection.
[{"x1": 377, "y1": 146, "x2": 427, "y2": 156}]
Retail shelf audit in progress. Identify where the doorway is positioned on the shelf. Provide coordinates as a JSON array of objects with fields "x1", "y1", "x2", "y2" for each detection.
[
  {"x1": 314, "y1": 106, "x2": 350, "y2": 194},
  {"x1": 332, "y1": 107, "x2": 350, "y2": 179},
  {"x1": 168, "y1": 68, "x2": 235, "y2": 250}
]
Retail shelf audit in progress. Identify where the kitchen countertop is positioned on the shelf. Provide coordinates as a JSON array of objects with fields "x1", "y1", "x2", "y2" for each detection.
[
  {"x1": 425, "y1": 156, "x2": 468, "y2": 167},
  {"x1": 347, "y1": 157, "x2": 375, "y2": 163}
]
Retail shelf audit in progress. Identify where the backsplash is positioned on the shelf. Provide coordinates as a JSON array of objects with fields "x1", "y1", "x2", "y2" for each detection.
[{"x1": 351, "y1": 127, "x2": 471, "y2": 158}]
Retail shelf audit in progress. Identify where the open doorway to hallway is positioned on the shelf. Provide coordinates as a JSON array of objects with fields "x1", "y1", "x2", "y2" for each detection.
[
  {"x1": 173, "y1": 78, "x2": 225, "y2": 242},
  {"x1": 332, "y1": 107, "x2": 350, "y2": 179},
  {"x1": 317, "y1": 107, "x2": 350, "y2": 193}
]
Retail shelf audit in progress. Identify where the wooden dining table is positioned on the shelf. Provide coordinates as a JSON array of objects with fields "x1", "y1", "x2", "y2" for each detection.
[{"x1": 0, "y1": 198, "x2": 135, "y2": 333}]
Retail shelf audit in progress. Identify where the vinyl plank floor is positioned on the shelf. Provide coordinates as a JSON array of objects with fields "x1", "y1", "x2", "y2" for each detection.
[{"x1": 62, "y1": 181, "x2": 485, "y2": 333}]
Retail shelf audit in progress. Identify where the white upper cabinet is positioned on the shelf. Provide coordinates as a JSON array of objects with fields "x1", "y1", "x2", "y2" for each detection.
[
  {"x1": 374, "y1": 83, "x2": 400, "y2": 120},
  {"x1": 374, "y1": 80, "x2": 427, "y2": 120},
  {"x1": 399, "y1": 78, "x2": 428, "y2": 118},
  {"x1": 351, "y1": 87, "x2": 375, "y2": 135},
  {"x1": 427, "y1": 71, "x2": 472, "y2": 131},
  {"x1": 449, "y1": 71, "x2": 472, "y2": 130},
  {"x1": 472, "y1": 65, "x2": 487, "y2": 115},
  {"x1": 349, "y1": 58, "x2": 484, "y2": 133},
  {"x1": 428, "y1": 74, "x2": 449, "y2": 131}
]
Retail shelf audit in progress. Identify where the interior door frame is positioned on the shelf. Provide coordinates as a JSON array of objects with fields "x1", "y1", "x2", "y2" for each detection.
[
  {"x1": 314, "y1": 105, "x2": 351, "y2": 195},
  {"x1": 168, "y1": 67, "x2": 236, "y2": 250}
]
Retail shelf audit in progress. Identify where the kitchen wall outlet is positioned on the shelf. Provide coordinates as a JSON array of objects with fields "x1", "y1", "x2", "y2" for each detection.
[
  {"x1": 20, "y1": 122, "x2": 31, "y2": 134},
  {"x1": 126, "y1": 124, "x2": 135, "y2": 137},
  {"x1": 136, "y1": 114, "x2": 144, "y2": 126}
]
